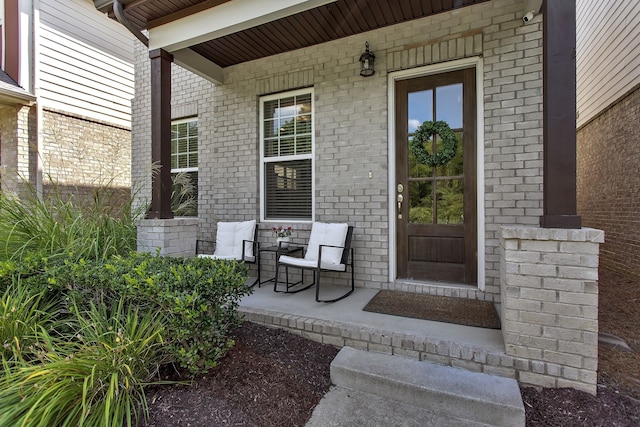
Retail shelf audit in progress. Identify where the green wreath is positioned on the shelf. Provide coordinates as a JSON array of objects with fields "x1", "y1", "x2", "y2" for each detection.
[{"x1": 409, "y1": 120, "x2": 458, "y2": 167}]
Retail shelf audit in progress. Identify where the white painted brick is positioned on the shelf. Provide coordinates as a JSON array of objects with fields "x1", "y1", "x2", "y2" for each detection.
[
  {"x1": 504, "y1": 273, "x2": 543, "y2": 288},
  {"x1": 541, "y1": 302, "x2": 584, "y2": 317},
  {"x1": 505, "y1": 250, "x2": 540, "y2": 263},
  {"x1": 519, "y1": 372, "x2": 556, "y2": 388},
  {"x1": 519, "y1": 288, "x2": 557, "y2": 302},
  {"x1": 506, "y1": 344, "x2": 542, "y2": 360},
  {"x1": 559, "y1": 242, "x2": 600, "y2": 254},
  {"x1": 504, "y1": 321, "x2": 542, "y2": 336},
  {"x1": 558, "y1": 317, "x2": 598, "y2": 332},
  {"x1": 558, "y1": 292, "x2": 598, "y2": 307},
  {"x1": 541, "y1": 252, "x2": 583, "y2": 266},
  {"x1": 558, "y1": 341, "x2": 597, "y2": 358},
  {"x1": 542, "y1": 278, "x2": 585, "y2": 292},
  {"x1": 519, "y1": 263, "x2": 558, "y2": 277},
  {"x1": 542, "y1": 351, "x2": 583, "y2": 369},
  {"x1": 483, "y1": 365, "x2": 516, "y2": 378},
  {"x1": 546, "y1": 363, "x2": 562, "y2": 377},
  {"x1": 558, "y1": 266, "x2": 599, "y2": 280},
  {"x1": 520, "y1": 240, "x2": 559, "y2": 252}
]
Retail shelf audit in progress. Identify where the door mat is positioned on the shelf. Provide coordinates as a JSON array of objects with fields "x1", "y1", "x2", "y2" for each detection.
[{"x1": 363, "y1": 290, "x2": 501, "y2": 329}]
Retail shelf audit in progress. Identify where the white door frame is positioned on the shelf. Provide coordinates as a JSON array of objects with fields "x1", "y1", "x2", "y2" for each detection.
[{"x1": 386, "y1": 56, "x2": 486, "y2": 290}]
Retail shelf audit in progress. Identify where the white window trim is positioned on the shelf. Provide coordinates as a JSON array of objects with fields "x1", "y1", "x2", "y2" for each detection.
[
  {"x1": 172, "y1": 167, "x2": 198, "y2": 173},
  {"x1": 259, "y1": 87, "x2": 315, "y2": 224},
  {"x1": 170, "y1": 117, "x2": 198, "y2": 173}
]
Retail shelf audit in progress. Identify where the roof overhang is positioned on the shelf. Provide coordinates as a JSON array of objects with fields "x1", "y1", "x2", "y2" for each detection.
[
  {"x1": 95, "y1": 0, "x2": 490, "y2": 85},
  {"x1": 149, "y1": 0, "x2": 337, "y2": 52},
  {"x1": 0, "y1": 89, "x2": 37, "y2": 106},
  {"x1": 0, "y1": 70, "x2": 36, "y2": 106}
]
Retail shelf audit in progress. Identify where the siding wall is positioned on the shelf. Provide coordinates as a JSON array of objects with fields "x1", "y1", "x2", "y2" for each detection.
[
  {"x1": 576, "y1": 0, "x2": 640, "y2": 127},
  {"x1": 132, "y1": 0, "x2": 544, "y2": 294},
  {"x1": 39, "y1": 0, "x2": 134, "y2": 128}
]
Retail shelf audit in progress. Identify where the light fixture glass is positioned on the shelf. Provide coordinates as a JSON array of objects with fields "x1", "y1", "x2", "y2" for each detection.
[{"x1": 359, "y1": 41, "x2": 375, "y2": 77}]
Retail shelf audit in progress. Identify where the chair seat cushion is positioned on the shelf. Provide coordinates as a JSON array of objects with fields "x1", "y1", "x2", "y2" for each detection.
[
  {"x1": 213, "y1": 220, "x2": 256, "y2": 260},
  {"x1": 279, "y1": 255, "x2": 346, "y2": 272},
  {"x1": 199, "y1": 253, "x2": 256, "y2": 263},
  {"x1": 305, "y1": 222, "x2": 349, "y2": 264}
]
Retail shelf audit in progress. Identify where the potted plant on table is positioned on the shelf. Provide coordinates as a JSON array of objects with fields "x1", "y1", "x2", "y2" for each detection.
[{"x1": 272, "y1": 225, "x2": 293, "y2": 248}]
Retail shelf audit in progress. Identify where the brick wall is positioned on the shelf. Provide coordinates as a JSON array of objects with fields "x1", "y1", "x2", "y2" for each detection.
[
  {"x1": 131, "y1": 0, "x2": 544, "y2": 295},
  {"x1": 482, "y1": 7, "x2": 545, "y2": 295},
  {"x1": 0, "y1": 104, "x2": 38, "y2": 197},
  {"x1": 41, "y1": 109, "x2": 131, "y2": 198},
  {"x1": 1, "y1": 106, "x2": 130, "y2": 204},
  {"x1": 577, "y1": 86, "x2": 640, "y2": 280}
]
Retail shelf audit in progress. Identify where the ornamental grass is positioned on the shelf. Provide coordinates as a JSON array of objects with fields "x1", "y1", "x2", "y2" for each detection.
[{"x1": 0, "y1": 298, "x2": 169, "y2": 427}]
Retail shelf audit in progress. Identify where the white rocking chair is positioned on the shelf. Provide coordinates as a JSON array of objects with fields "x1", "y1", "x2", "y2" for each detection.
[
  {"x1": 274, "y1": 222, "x2": 355, "y2": 302},
  {"x1": 196, "y1": 220, "x2": 258, "y2": 285}
]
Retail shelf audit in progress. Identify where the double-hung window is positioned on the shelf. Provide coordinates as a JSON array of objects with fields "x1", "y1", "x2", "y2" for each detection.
[
  {"x1": 170, "y1": 118, "x2": 198, "y2": 216},
  {"x1": 260, "y1": 89, "x2": 314, "y2": 221}
]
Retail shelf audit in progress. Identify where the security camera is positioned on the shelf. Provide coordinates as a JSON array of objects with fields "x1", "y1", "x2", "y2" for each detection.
[{"x1": 523, "y1": 11, "x2": 535, "y2": 23}]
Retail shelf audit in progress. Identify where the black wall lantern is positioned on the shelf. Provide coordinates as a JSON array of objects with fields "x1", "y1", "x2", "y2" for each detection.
[{"x1": 359, "y1": 41, "x2": 375, "y2": 77}]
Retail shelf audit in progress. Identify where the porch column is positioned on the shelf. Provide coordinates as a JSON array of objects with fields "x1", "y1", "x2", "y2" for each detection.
[
  {"x1": 147, "y1": 49, "x2": 174, "y2": 219},
  {"x1": 540, "y1": 0, "x2": 581, "y2": 229}
]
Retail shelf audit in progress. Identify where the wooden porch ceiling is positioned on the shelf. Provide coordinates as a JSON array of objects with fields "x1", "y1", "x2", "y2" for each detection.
[{"x1": 96, "y1": 0, "x2": 490, "y2": 68}]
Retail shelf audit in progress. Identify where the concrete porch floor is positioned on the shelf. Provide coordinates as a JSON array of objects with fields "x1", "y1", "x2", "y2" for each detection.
[{"x1": 239, "y1": 280, "x2": 517, "y2": 379}]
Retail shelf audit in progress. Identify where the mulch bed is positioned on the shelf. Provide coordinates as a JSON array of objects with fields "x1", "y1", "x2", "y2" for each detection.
[
  {"x1": 142, "y1": 323, "x2": 339, "y2": 427},
  {"x1": 143, "y1": 267, "x2": 640, "y2": 426},
  {"x1": 363, "y1": 290, "x2": 501, "y2": 329}
]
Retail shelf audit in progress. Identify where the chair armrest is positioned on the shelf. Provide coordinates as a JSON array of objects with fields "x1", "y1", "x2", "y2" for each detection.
[
  {"x1": 318, "y1": 243, "x2": 347, "y2": 266},
  {"x1": 242, "y1": 239, "x2": 259, "y2": 261},
  {"x1": 242, "y1": 240, "x2": 260, "y2": 251},
  {"x1": 196, "y1": 239, "x2": 216, "y2": 255}
]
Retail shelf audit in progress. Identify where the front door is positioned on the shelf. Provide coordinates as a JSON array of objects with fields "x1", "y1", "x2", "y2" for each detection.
[{"x1": 395, "y1": 68, "x2": 477, "y2": 284}]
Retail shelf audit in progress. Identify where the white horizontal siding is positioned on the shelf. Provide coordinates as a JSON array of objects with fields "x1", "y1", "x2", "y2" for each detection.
[
  {"x1": 577, "y1": 0, "x2": 640, "y2": 127},
  {"x1": 40, "y1": 0, "x2": 134, "y2": 63},
  {"x1": 38, "y1": 0, "x2": 134, "y2": 128}
]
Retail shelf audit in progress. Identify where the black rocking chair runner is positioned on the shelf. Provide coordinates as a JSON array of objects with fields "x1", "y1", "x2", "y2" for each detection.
[{"x1": 274, "y1": 223, "x2": 355, "y2": 302}]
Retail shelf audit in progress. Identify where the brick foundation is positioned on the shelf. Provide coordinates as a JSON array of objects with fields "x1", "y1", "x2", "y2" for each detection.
[
  {"x1": 137, "y1": 218, "x2": 199, "y2": 257},
  {"x1": 500, "y1": 226, "x2": 604, "y2": 394}
]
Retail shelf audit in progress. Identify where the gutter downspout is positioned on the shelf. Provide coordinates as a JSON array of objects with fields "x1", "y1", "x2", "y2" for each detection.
[
  {"x1": 33, "y1": 0, "x2": 43, "y2": 198},
  {"x1": 113, "y1": 0, "x2": 148, "y2": 47}
]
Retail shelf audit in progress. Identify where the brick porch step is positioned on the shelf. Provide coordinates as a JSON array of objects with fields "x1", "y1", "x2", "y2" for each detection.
[{"x1": 239, "y1": 284, "x2": 519, "y2": 381}]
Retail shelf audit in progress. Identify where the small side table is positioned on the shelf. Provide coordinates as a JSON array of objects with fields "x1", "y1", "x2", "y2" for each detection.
[{"x1": 258, "y1": 245, "x2": 303, "y2": 287}]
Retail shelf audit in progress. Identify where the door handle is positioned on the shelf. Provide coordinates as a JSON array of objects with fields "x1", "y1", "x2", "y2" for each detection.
[{"x1": 397, "y1": 184, "x2": 404, "y2": 219}]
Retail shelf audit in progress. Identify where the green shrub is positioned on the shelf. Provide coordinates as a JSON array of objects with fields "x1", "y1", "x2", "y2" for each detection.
[
  {"x1": 40, "y1": 252, "x2": 251, "y2": 374},
  {"x1": 0, "y1": 298, "x2": 168, "y2": 427}
]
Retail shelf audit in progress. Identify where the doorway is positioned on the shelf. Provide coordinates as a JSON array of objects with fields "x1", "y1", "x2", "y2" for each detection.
[{"x1": 394, "y1": 67, "x2": 477, "y2": 284}]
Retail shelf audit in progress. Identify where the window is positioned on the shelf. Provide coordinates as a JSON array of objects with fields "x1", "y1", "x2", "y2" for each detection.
[
  {"x1": 260, "y1": 89, "x2": 314, "y2": 221},
  {"x1": 171, "y1": 118, "x2": 198, "y2": 216}
]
